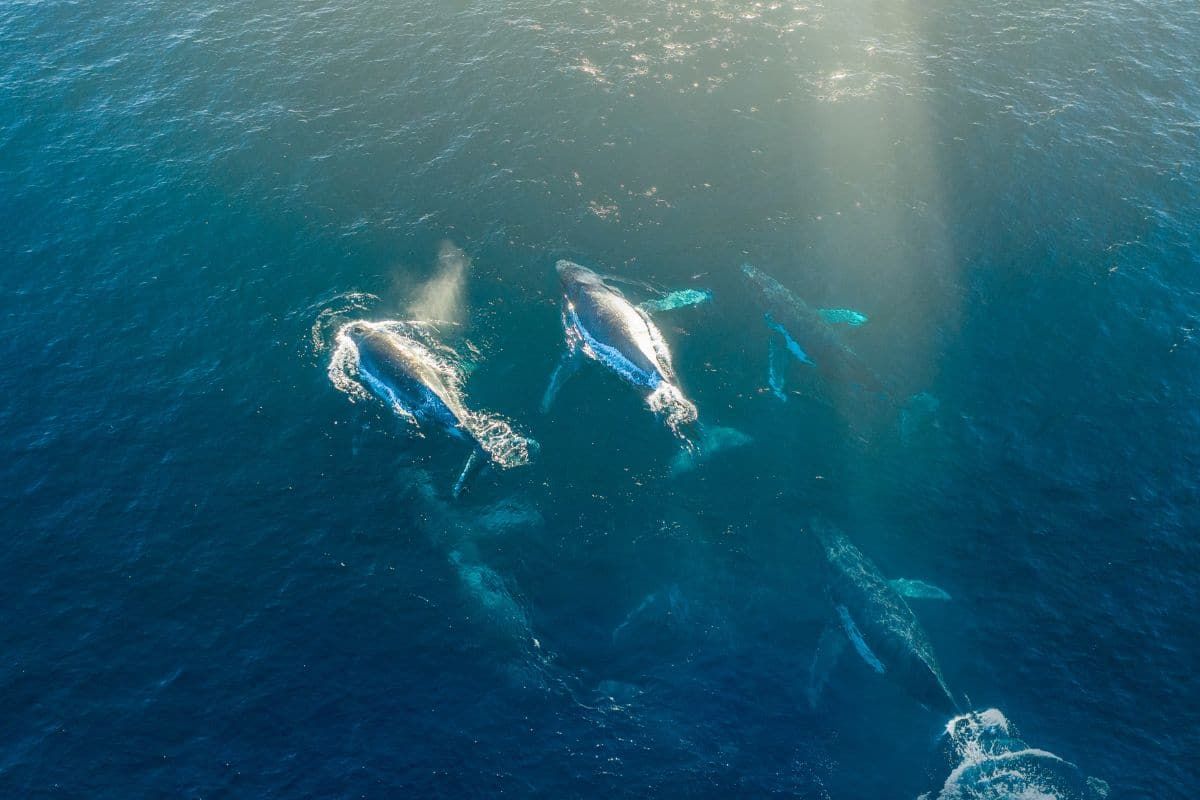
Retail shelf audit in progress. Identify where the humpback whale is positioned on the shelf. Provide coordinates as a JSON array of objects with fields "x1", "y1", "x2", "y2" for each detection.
[
  {"x1": 541, "y1": 260, "x2": 700, "y2": 440},
  {"x1": 340, "y1": 320, "x2": 536, "y2": 496},
  {"x1": 807, "y1": 518, "x2": 958, "y2": 714},
  {"x1": 740, "y1": 264, "x2": 887, "y2": 401}
]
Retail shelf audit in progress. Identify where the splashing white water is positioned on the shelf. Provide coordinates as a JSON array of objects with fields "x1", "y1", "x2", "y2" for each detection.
[
  {"x1": 924, "y1": 709, "x2": 1108, "y2": 800},
  {"x1": 325, "y1": 319, "x2": 459, "y2": 405},
  {"x1": 310, "y1": 291, "x2": 381, "y2": 355},
  {"x1": 463, "y1": 411, "x2": 538, "y2": 469},
  {"x1": 646, "y1": 381, "x2": 699, "y2": 441},
  {"x1": 325, "y1": 318, "x2": 536, "y2": 469}
]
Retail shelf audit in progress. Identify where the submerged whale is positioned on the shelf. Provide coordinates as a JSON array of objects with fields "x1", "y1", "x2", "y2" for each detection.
[
  {"x1": 541, "y1": 260, "x2": 700, "y2": 439},
  {"x1": 340, "y1": 320, "x2": 536, "y2": 496},
  {"x1": 740, "y1": 263, "x2": 887, "y2": 401},
  {"x1": 808, "y1": 518, "x2": 958, "y2": 715}
]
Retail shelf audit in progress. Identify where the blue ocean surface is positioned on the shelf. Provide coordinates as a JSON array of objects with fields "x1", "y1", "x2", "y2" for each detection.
[{"x1": 2, "y1": 1, "x2": 1198, "y2": 797}]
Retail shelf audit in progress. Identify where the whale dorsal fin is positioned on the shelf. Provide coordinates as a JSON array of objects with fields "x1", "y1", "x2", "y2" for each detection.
[{"x1": 889, "y1": 578, "x2": 951, "y2": 601}]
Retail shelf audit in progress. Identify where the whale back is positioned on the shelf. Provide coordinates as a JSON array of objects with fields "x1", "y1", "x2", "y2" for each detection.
[
  {"x1": 811, "y1": 519, "x2": 957, "y2": 713},
  {"x1": 348, "y1": 322, "x2": 470, "y2": 431},
  {"x1": 557, "y1": 260, "x2": 677, "y2": 387}
]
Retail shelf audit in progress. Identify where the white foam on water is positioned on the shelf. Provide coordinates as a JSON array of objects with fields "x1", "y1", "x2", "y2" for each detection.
[
  {"x1": 326, "y1": 319, "x2": 461, "y2": 406},
  {"x1": 325, "y1": 319, "x2": 536, "y2": 468},
  {"x1": 646, "y1": 381, "x2": 699, "y2": 440},
  {"x1": 326, "y1": 323, "x2": 375, "y2": 403},
  {"x1": 463, "y1": 411, "x2": 537, "y2": 469},
  {"x1": 930, "y1": 710, "x2": 1105, "y2": 800},
  {"x1": 309, "y1": 291, "x2": 381, "y2": 354},
  {"x1": 565, "y1": 299, "x2": 698, "y2": 441}
]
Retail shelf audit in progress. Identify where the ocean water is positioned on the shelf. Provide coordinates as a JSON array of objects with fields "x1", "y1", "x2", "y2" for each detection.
[{"x1": 3, "y1": 1, "x2": 1198, "y2": 797}]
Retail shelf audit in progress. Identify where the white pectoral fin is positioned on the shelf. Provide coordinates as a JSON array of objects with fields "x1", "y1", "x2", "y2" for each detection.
[
  {"x1": 451, "y1": 449, "x2": 485, "y2": 499},
  {"x1": 540, "y1": 349, "x2": 581, "y2": 413},
  {"x1": 638, "y1": 288, "x2": 713, "y2": 313},
  {"x1": 836, "y1": 605, "x2": 886, "y2": 674},
  {"x1": 764, "y1": 313, "x2": 814, "y2": 366},
  {"x1": 767, "y1": 337, "x2": 787, "y2": 400},
  {"x1": 889, "y1": 578, "x2": 951, "y2": 601},
  {"x1": 807, "y1": 623, "x2": 848, "y2": 708},
  {"x1": 817, "y1": 307, "x2": 869, "y2": 326}
]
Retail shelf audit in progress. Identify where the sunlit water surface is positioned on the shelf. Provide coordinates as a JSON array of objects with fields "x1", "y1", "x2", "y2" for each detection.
[{"x1": 3, "y1": 1, "x2": 1198, "y2": 797}]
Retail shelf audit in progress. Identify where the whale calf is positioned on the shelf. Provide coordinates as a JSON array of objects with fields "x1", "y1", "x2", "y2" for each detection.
[
  {"x1": 542, "y1": 260, "x2": 700, "y2": 439},
  {"x1": 740, "y1": 263, "x2": 886, "y2": 401},
  {"x1": 807, "y1": 518, "x2": 957, "y2": 714},
  {"x1": 339, "y1": 320, "x2": 536, "y2": 496}
]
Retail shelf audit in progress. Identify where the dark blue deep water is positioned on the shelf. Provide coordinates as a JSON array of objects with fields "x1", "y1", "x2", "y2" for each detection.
[{"x1": 3, "y1": 1, "x2": 1198, "y2": 797}]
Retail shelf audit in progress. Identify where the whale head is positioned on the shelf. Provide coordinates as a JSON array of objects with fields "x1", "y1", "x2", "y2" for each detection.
[
  {"x1": 343, "y1": 320, "x2": 374, "y2": 345},
  {"x1": 556, "y1": 260, "x2": 602, "y2": 292}
]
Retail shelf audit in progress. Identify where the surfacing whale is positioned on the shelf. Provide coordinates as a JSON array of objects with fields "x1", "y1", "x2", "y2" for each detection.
[
  {"x1": 807, "y1": 518, "x2": 958, "y2": 715},
  {"x1": 542, "y1": 260, "x2": 700, "y2": 440},
  {"x1": 334, "y1": 320, "x2": 536, "y2": 496}
]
